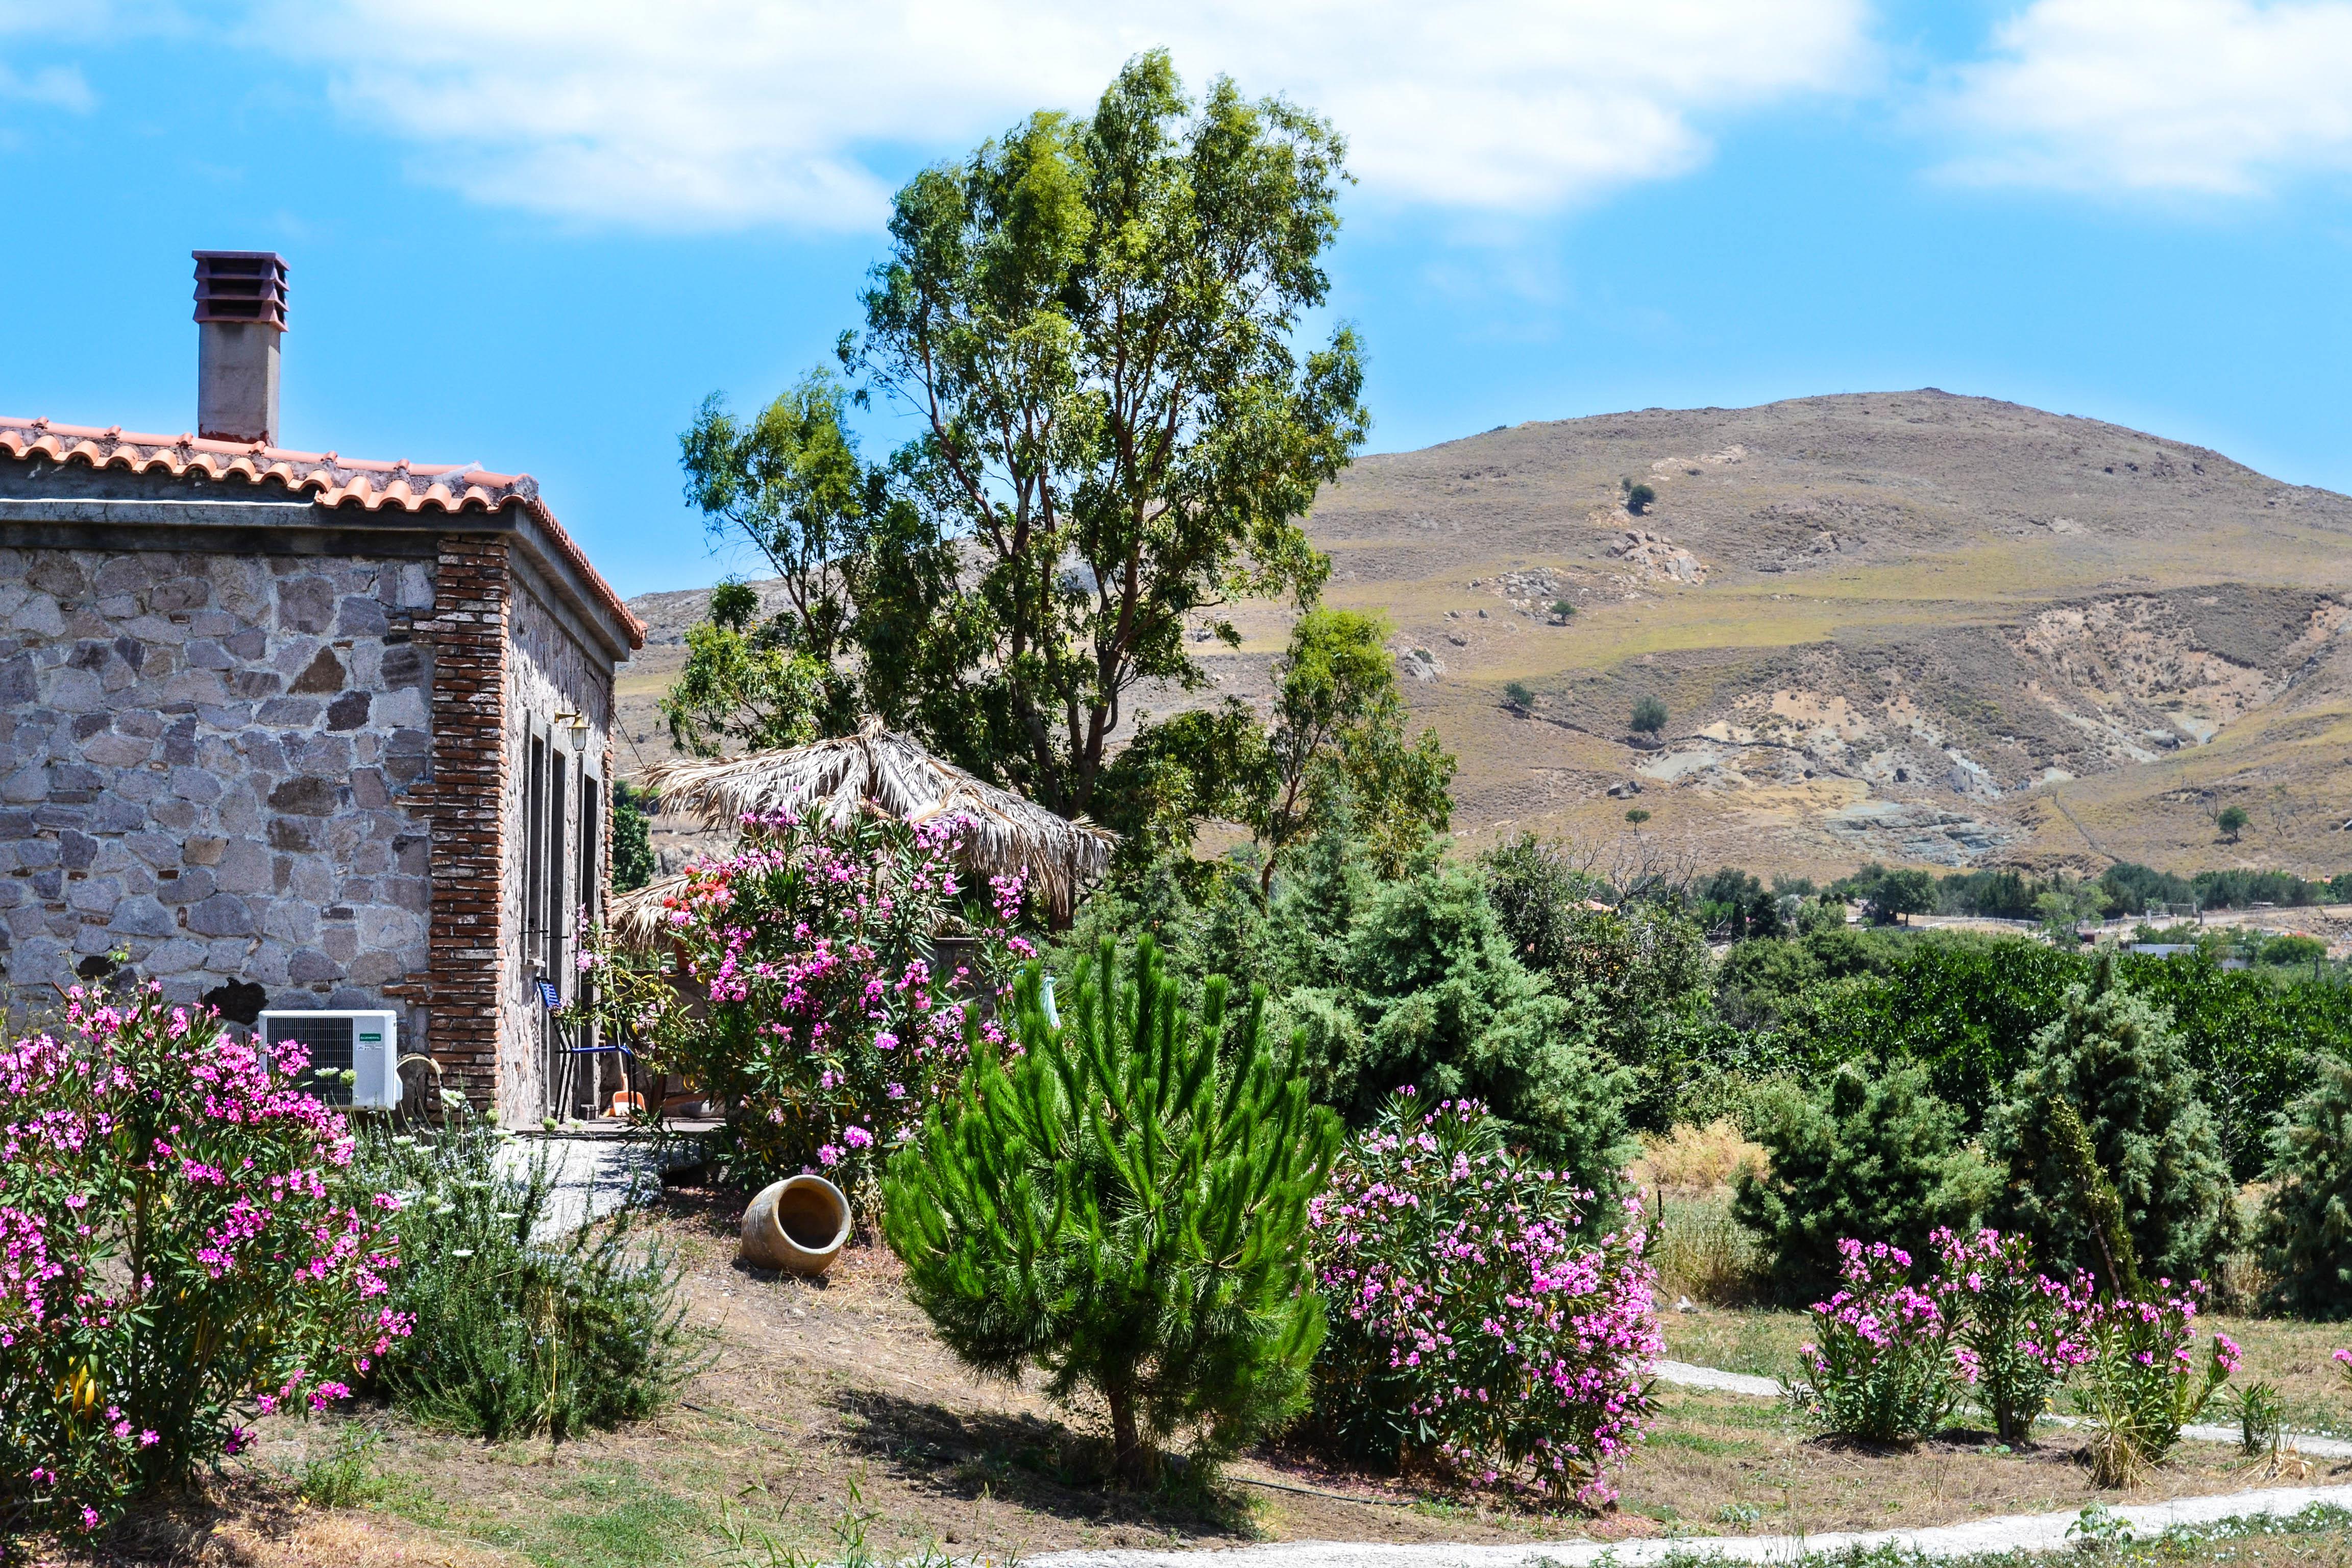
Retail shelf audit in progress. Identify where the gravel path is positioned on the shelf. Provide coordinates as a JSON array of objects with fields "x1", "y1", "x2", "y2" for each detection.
[
  {"x1": 1654, "y1": 1360, "x2": 1781, "y2": 1398},
  {"x1": 1031, "y1": 1484, "x2": 2352, "y2": 1568},
  {"x1": 1646, "y1": 1359, "x2": 2352, "y2": 1460}
]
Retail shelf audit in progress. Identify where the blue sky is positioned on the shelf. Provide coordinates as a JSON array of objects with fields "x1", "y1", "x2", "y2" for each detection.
[{"x1": 3, "y1": 0, "x2": 2348, "y2": 600}]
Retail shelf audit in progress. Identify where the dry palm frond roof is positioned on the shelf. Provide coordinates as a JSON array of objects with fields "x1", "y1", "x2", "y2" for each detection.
[
  {"x1": 609, "y1": 868, "x2": 694, "y2": 953},
  {"x1": 614, "y1": 722, "x2": 1113, "y2": 942}
]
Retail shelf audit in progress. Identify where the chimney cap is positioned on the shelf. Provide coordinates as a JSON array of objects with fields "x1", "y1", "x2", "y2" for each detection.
[{"x1": 192, "y1": 250, "x2": 288, "y2": 330}]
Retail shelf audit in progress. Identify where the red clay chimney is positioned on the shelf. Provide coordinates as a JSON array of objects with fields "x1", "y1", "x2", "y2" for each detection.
[{"x1": 192, "y1": 251, "x2": 288, "y2": 446}]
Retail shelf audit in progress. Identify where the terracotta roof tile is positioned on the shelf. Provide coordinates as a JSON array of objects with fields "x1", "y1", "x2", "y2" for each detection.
[{"x1": 0, "y1": 416, "x2": 643, "y2": 649}]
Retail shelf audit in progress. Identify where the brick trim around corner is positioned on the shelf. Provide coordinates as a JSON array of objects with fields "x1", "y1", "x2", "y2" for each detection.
[{"x1": 413, "y1": 534, "x2": 511, "y2": 1104}]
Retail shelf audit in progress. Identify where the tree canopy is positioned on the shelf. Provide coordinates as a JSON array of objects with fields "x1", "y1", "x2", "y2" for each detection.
[{"x1": 846, "y1": 51, "x2": 1369, "y2": 818}]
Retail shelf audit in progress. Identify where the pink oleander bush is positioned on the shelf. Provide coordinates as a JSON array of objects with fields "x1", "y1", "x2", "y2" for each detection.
[
  {"x1": 1792, "y1": 1229, "x2": 2236, "y2": 1480},
  {"x1": 1785, "y1": 1239, "x2": 1962, "y2": 1444},
  {"x1": 1933, "y1": 1227, "x2": 2093, "y2": 1444},
  {"x1": 2071, "y1": 1278, "x2": 2239, "y2": 1485},
  {"x1": 0, "y1": 987, "x2": 406, "y2": 1539},
  {"x1": 1306, "y1": 1091, "x2": 1659, "y2": 1509},
  {"x1": 574, "y1": 810, "x2": 1032, "y2": 1192}
]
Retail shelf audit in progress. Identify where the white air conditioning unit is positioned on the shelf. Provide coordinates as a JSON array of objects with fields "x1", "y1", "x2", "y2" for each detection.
[{"x1": 257, "y1": 1009, "x2": 401, "y2": 1109}]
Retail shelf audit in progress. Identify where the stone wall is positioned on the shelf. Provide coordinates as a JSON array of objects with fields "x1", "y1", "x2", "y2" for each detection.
[
  {"x1": 494, "y1": 557, "x2": 618, "y2": 1123},
  {"x1": 0, "y1": 547, "x2": 435, "y2": 1019}
]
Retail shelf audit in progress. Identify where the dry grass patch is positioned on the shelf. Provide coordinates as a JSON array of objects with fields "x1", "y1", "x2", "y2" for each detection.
[
  {"x1": 1632, "y1": 1120, "x2": 1768, "y2": 1195},
  {"x1": 1614, "y1": 1388, "x2": 2352, "y2": 1539},
  {"x1": 44, "y1": 1190, "x2": 2352, "y2": 1565},
  {"x1": 1660, "y1": 1308, "x2": 2352, "y2": 1441}
]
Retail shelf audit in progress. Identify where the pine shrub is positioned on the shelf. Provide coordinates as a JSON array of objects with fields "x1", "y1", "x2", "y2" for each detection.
[
  {"x1": 1984, "y1": 959, "x2": 2238, "y2": 1288},
  {"x1": 2255, "y1": 1053, "x2": 2352, "y2": 1318},
  {"x1": 1292, "y1": 865, "x2": 1637, "y2": 1196},
  {"x1": 883, "y1": 939, "x2": 1341, "y2": 1485},
  {"x1": 1732, "y1": 1064, "x2": 1996, "y2": 1307}
]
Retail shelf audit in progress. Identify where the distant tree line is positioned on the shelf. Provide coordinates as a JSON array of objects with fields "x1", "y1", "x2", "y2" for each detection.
[{"x1": 1828, "y1": 859, "x2": 2352, "y2": 924}]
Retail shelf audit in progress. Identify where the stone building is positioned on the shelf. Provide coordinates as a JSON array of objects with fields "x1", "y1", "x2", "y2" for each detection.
[{"x1": 0, "y1": 251, "x2": 643, "y2": 1122}]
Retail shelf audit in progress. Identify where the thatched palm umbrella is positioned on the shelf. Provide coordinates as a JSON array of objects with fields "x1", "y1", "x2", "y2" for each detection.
[{"x1": 609, "y1": 721, "x2": 1113, "y2": 947}]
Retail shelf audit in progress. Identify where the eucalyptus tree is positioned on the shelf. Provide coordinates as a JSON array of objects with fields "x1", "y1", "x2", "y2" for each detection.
[
  {"x1": 671, "y1": 371, "x2": 871, "y2": 746},
  {"x1": 847, "y1": 51, "x2": 1369, "y2": 818}
]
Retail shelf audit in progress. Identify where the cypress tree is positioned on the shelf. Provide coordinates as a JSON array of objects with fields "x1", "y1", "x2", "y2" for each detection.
[
  {"x1": 1732, "y1": 1062, "x2": 1996, "y2": 1306},
  {"x1": 2256, "y1": 1054, "x2": 2352, "y2": 1318},
  {"x1": 881, "y1": 937, "x2": 1341, "y2": 1485},
  {"x1": 2046, "y1": 1096, "x2": 2145, "y2": 1300},
  {"x1": 1986, "y1": 956, "x2": 2237, "y2": 1288}
]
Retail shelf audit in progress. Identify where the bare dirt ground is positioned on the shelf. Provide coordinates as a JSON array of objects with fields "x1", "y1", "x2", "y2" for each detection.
[{"x1": 59, "y1": 1184, "x2": 2352, "y2": 1567}]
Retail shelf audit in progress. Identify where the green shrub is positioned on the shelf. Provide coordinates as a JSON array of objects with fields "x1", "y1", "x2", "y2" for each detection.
[
  {"x1": 295, "y1": 1424, "x2": 385, "y2": 1508},
  {"x1": 2256, "y1": 1054, "x2": 2352, "y2": 1318},
  {"x1": 1629, "y1": 695, "x2": 1668, "y2": 735},
  {"x1": 1478, "y1": 835, "x2": 1714, "y2": 1128},
  {"x1": 611, "y1": 781, "x2": 657, "y2": 893},
  {"x1": 2259, "y1": 934, "x2": 2328, "y2": 968},
  {"x1": 364, "y1": 1119, "x2": 701, "y2": 1440},
  {"x1": 1756, "y1": 934, "x2": 2074, "y2": 1127},
  {"x1": 1696, "y1": 867, "x2": 1784, "y2": 941},
  {"x1": 884, "y1": 940, "x2": 1340, "y2": 1485},
  {"x1": 1293, "y1": 865, "x2": 1637, "y2": 1195},
  {"x1": 1502, "y1": 679, "x2": 1535, "y2": 710},
  {"x1": 1732, "y1": 1064, "x2": 1996, "y2": 1306},
  {"x1": 1984, "y1": 961, "x2": 2238, "y2": 1288},
  {"x1": 2227, "y1": 1380, "x2": 2284, "y2": 1458},
  {"x1": 1750, "y1": 936, "x2": 2332, "y2": 1177}
]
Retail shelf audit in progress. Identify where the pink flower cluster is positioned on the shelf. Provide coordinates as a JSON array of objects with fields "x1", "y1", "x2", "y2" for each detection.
[
  {"x1": 570, "y1": 809, "x2": 1034, "y2": 1190},
  {"x1": 1797, "y1": 1230, "x2": 2241, "y2": 1457},
  {"x1": 1790, "y1": 1239, "x2": 1965, "y2": 1443},
  {"x1": 1931, "y1": 1227, "x2": 2094, "y2": 1442},
  {"x1": 1308, "y1": 1093, "x2": 1658, "y2": 1510},
  {"x1": 1, "y1": 986, "x2": 407, "y2": 1536},
  {"x1": 2068, "y1": 1275, "x2": 2240, "y2": 1465}
]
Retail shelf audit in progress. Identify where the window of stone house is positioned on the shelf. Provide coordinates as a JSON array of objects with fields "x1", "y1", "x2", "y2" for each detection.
[
  {"x1": 525, "y1": 733, "x2": 546, "y2": 962},
  {"x1": 577, "y1": 766, "x2": 600, "y2": 930},
  {"x1": 547, "y1": 760, "x2": 568, "y2": 984}
]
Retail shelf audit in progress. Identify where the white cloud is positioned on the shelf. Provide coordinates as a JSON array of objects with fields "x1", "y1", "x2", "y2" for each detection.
[
  {"x1": 254, "y1": 0, "x2": 1869, "y2": 229},
  {"x1": 0, "y1": 60, "x2": 91, "y2": 110},
  {"x1": 1945, "y1": 0, "x2": 2352, "y2": 194}
]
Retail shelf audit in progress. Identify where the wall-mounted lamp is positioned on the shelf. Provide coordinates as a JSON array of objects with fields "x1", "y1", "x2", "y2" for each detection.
[{"x1": 552, "y1": 710, "x2": 592, "y2": 755}]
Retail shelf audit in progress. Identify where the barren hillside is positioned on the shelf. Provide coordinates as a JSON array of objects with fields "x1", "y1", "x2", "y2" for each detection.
[{"x1": 620, "y1": 390, "x2": 2352, "y2": 879}]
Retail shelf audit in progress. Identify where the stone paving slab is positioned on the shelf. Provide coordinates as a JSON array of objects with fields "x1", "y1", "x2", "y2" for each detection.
[{"x1": 498, "y1": 1130, "x2": 697, "y2": 1238}]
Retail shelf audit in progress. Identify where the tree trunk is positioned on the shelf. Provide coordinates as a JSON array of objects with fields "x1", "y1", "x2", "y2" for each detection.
[{"x1": 1106, "y1": 1385, "x2": 1150, "y2": 1488}]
